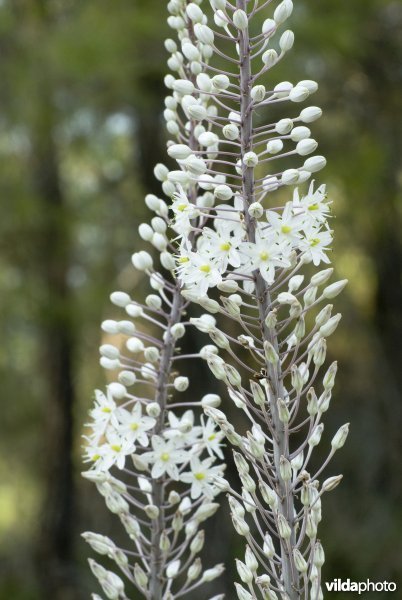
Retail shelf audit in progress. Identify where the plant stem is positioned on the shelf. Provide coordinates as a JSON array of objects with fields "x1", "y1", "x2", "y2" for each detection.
[
  {"x1": 236, "y1": 1, "x2": 298, "y2": 597},
  {"x1": 150, "y1": 288, "x2": 184, "y2": 600}
]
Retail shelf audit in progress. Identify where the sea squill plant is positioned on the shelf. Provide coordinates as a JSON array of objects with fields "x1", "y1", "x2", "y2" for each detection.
[
  {"x1": 81, "y1": 2, "x2": 233, "y2": 599},
  {"x1": 83, "y1": 0, "x2": 348, "y2": 599},
  {"x1": 166, "y1": 1, "x2": 348, "y2": 599}
]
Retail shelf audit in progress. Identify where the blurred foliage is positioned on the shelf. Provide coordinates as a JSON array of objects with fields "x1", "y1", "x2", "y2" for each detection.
[{"x1": 0, "y1": 0, "x2": 401, "y2": 598}]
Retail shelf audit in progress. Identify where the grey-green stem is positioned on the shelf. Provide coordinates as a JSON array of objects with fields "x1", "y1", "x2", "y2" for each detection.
[{"x1": 236, "y1": 1, "x2": 298, "y2": 597}]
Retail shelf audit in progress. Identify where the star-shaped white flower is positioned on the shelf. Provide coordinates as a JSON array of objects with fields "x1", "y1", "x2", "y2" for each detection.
[
  {"x1": 116, "y1": 403, "x2": 156, "y2": 447},
  {"x1": 180, "y1": 456, "x2": 224, "y2": 499},
  {"x1": 240, "y1": 230, "x2": 290, "y2": 284},
  {"x1": 142, "y1": 435, "x2": 188, "y2": 480}
]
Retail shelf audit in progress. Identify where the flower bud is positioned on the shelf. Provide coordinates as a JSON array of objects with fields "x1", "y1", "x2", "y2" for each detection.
[
  {"x1": 313, "y1": 541, "x2": 325, "y2": 567},
  {"x1": 174, "y1": 376, "x2": 189, "y2": 391},
  {"x1": 214, "y1": 184, "x2": 233, "y2": 200},
  {"x1": 261, "y1": 50, "x2": 278, "y2": 71},
  {"x1": 186, "y1": 2, "x2": 203, "y2": 22},
  {"x1": 304, "y1": 155, "x2": 327, "y2": 173},
  {"x1": 259, "y1": 481, "x2": 278, "y2": 509},
  {"x1": 194, "y1": 23, "x2": 214, "y2": 45},
  {"x1": 263, "y1": 533, "x2": 275, "y2": 558},
  {"x1": 289, "y1": 85, "x2": 309, "y2": 103},
  {"x1": 166, "y1": 559, "x2": 181, "y2": 579},
  {"x1": 132, "y1": 251, "x2": 153, "y2": 271},
  {"x1": 308, "y1": 423, "x2": 324, "y2": 447},
  {"x1": 293, "y1": 548, "x2": 308, "y2": 572},
  {"x1": 212, "y1": 74, "x2": 230, "y2": 90},
  {"x1": 99, "y1": 344, "x2": 120, "y2": 360},
  {"x1": 277, "y1": 514, "x2": 291, "y2": 539},
  {"x1": 266, "y1": 139, "x2": 283, "y2": 154},
  {"x1": 282, "y1": 168, "x2": 299, "y2": 185},
  {"x1": 202, "y1": 564, "x2": 225, "y2": 582},
  {"x1": 280, "y1": 455, "x2": 292, "y2": 481},
  {"x1": 313, "y1": 337, "x2": 326, "y2": 366},
  {"x1": 320, "y1": 313, "x2": 341, "y2": 337},
  {"x1": 173, "y1": 79, "x2": 194, "y2": 96},
  {"x1": 243, "y1": 151, "x2": 258, "y2": 167},
  {"x1": 146, "y1": 402, "x2": 161, "y2": 417},
  {"x1": 139, "y1": 223, "x2": 153, "y2": 241},
  {"x1": 245, "y1": 545, "x2": 258, "y2": 573},
  {"x1": 190, "y1": 530, "x2": 205, "y2": 554},
  {"x1": 145, "y1": 504, "x2": 160, "y2": 520},
  {"x1": 248, "y1": 201, "x2": 263, "y2": 218},
  {"x1": 278, "y1": 398, "x2": 290, "y2": 423},
  {"x1": 171, "y1": 323, "x2": 185, "y2": 339},
  {"x1": 236, "y1": 559, "x2": 253, "y2": 584},
  {"x1": 134, "y1": 563, "x2": 148, "y2": 590},
  {"x1": 251, "y1": 85, "x2": 266, "y2": 102},
  {"x1": 223, "y1": 123, "x2": 239, "y2": 140},
  {"x1": 322, "y1": 474, "x2": 343, "y2": 492},
  {"x1": 297, "y1": 138, "x2": 318, "y2": 155},
  {"x1": 279, "y1": 30, "x2": 295, "y2": 52},
  {"x1": 290, "y1": 125, "x2": 311, "y2": 141},
  {"x1": 154, "y1": 163, "x2": 169, "y2": 181},
  {"x1": 187, "y1": 557, "x2": 202, "y2": 581},
  {"x1": 167, "y1": 143, "x2": 192, "y2": 159},
  {"x1": 264, "y1": 340, "x2": 279, "y2": 364},
  {"x1": 274, "y1": 0, "x2": 293, "y2": 24},
  {"x1": 232, "y1": 514, "x2": 250, "y2": 536},
  {"x1": 275, "y1": 117, "x2": 293, "y2": 134},
  {"x1": 108, "y1": 382, "x2": 126, "y2": 399},
  {"x1": 331, "y1": 423, "x2": 349, "y2": 450},
  {"x1": 323, "y1": 279, "x2": 348, "y2": 299},
  {"x1": 233, "y1": 9, "x2": 248, "y2": 30},
  {"x1": 300, "y1": 106, "x2": 322, "y2": 123}
]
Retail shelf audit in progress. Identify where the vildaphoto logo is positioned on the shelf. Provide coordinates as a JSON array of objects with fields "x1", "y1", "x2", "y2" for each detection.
[{"x1": 325, "y1": 579, "x2": 397, "y2": 594}]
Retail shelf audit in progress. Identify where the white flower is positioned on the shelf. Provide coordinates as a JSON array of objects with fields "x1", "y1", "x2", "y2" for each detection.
[
  {"x1": 176, "y1": 249, "x2": 222, "y2": 296},
  {"x1": 180, "y1": 456, "x2": 224, "y2": 499},
  {"x1": 89, "y1": 389, "x2": 118, "y2": 437},
  {"x1": 299, "y1": 225, "x2": 333, "y2": 265},
  {"x1": 199, "y1": 227, "x2": 242, "y2": 270},
  {"x1": 240, "y1": 230, "x2": 291, "y2": 284},
  {"x1": 116, "y1": 403, "x2": 156, "y2": 447},
  {"x1": 293, "y1": 182, "x2": 331, "y2": 227},
  {"x1": 171, "y1": 186, "x2": 200, "y2": 235},
  {"x1": 164, "y1": 410, "x2": 201, "y2": 446},
  {"x1": 201, "y1": 417, "x2": 225, "y2": 459},
  {"x1": 142, "y1": 435, "x2": 188, "y2": 480},
  {"x1": 104, "y1": 431, "x2": 135, "y2": 470},
  {"x1": 266, "y1": 201, "x2": 305, "y2": 246}
]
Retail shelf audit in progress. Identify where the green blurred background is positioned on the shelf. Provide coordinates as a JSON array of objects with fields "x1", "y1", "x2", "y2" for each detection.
[{"x1": 0, "y1": 0, "x2": 401, "y2": 598}]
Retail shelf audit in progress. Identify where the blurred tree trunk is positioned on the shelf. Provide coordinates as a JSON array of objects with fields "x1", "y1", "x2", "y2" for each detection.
[
  {"x1": 27, "y1": 2, "x2": 77, "y2": 598},
  {"x1": 31, "y1": 88, "x2": 77, "y2": 599}
]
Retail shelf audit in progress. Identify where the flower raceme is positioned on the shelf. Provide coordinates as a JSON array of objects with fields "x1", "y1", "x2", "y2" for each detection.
[
  {"x1": 161, "y1": 1, "x2": 348, "y2": 599},
  {"x1": 83, "y1": 1, "x2": 349, "y2": 600}
]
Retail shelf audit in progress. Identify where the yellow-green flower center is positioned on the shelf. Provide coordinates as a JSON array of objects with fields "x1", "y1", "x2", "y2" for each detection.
[
  {"x1": 91, "y1": 453, "x2": 100, "y2": 462},
  {"x1": 220, "y1": 242, "x2": 231, "y2": 251},
  {"x1": 281, "y1": 225, "x2": 292, "y2": 234},
  {"x1": 130, "y1": 423, "x2": 139, "y2": 431},
  {"x1": 178, "y1": 256, "x2": 189, "y2": 264},
  {"x1": 308, "y1": 203, "x2": 319, "y2": 211},
  {"x1": 208, "y1": 434, "x2": 216, "y2": 441},
  {"x1": 199, "y1": 264, "x2": 211, "y2": 273},
  {"x1": 259, "y1": 251, "x2": 269, "y2": 261},
  {"x1": 195, "y1": 472, "x2": 205, "y2": 481},
  {"x1": 177, "y1": 203, "x2": 187, "y2": 212},
  {"x1": 111, "y1": 444, "x2": 121, "y2": 452},
  {"x1": 310, "y1": 238, "x2": 320, "y2": 247},
  {"x1": 161, "y1": 452, "x2": 170, "y2": 462}
]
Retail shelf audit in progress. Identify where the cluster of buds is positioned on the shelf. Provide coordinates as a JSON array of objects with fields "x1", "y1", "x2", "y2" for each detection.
[{"x1": 83, "y1": 1, "x2": 348, "y2": 599}]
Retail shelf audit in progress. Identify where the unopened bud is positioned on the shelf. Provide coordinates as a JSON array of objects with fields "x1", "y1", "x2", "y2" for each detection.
[{"x1": 331, "y1": 423, "x2": 349, "y2": 450}]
